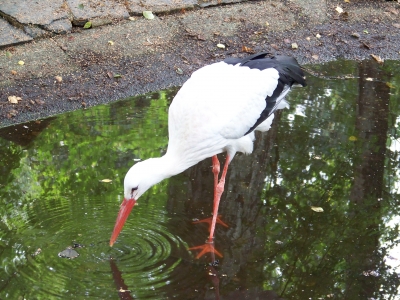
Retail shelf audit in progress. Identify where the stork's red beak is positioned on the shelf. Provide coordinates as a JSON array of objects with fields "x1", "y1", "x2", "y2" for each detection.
[{"x1": 109, "y1": 198, "x2": 136, "y2": 246}]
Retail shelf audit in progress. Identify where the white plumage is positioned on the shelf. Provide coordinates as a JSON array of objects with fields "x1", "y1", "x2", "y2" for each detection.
[{"x1": 110, "y1": 52, "x2": 306, "y2": 256}]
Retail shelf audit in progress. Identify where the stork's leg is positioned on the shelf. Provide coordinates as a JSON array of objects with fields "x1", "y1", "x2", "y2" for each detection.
[
  {"x1": 189, "y1": 155, "x2": 230, "y2": 259},
  {"x1": 208, "y1": 155, "x2": 230, "y2": 243},
  {"x1": 192, "y1": 155, "x2": 228, "y2": 230}
]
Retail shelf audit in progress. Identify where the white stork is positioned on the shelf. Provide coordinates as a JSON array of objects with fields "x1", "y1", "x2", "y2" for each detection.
[{"x1": 109, "y1": 52, "x2": 306, "y2": 258}]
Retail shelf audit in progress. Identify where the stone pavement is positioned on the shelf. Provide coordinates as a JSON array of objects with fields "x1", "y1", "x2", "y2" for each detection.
[
  {"x1": 0, "y1": 0, "x2": 399, "y2": 126},
  {"x1": 0, "y1": 0, "x2": 250, "y2": 48}
]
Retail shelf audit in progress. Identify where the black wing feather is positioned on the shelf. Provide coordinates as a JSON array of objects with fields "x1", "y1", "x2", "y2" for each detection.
[{"x1": 224, "y1": 52, "x2": 306, "y2": 135}]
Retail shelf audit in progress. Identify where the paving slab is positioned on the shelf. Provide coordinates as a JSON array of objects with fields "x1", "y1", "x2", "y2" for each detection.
[
  {"x1": 0, "y1": 17, "x2": 32, "y2": 48},
  {"x1": 126, "y1": 0, "x2": 197, "y2": 14},
  {"x1": 0, "y1": 0, "x2": 399, "y2": 127},
  {"x1": 0, "y1": 0, "x2": 69, "y2": 25},
  {"x1": 67, "y1": 0, "x2": 130, "y2": 25},
  {"x1": 0, "y1": 39, "x2": 78, "y2": 86},
  {"x1": 43, "y1": 19, "x2": 73, "y2": 34},
  {"x1": 181, "y1": 2, "x2": 295, "y2": 39},
  {"x1": 57, "y1": 17, "x2": 178, "y2": 58}
]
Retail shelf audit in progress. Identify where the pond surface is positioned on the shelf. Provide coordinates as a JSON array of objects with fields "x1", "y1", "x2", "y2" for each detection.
[{"x1": 1, "y1": 59, "x2": 400, "y2": 299}]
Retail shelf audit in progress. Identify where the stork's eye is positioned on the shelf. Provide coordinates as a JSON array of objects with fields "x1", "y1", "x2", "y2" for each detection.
[{"x1": 131, "y1": 187, "x2": 138, "y2": 194}]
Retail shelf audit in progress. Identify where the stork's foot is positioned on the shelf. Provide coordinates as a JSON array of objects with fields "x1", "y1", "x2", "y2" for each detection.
[
  {"x1": 189, "y1": 241, "x2": 223, "y2": 259},
  {"x1": 193, "y1": 215, "x2": 228, "y2": 230}
]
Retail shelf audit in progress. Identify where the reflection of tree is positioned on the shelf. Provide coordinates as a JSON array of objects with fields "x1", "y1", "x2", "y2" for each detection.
[{"x1": 345, "y1": 60, "x2": 390, "y2": 298}]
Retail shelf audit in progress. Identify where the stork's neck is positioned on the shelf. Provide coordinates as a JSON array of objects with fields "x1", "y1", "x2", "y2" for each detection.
[{"x1": 156, "y1": 151, "x2": 192, "y2": 178}]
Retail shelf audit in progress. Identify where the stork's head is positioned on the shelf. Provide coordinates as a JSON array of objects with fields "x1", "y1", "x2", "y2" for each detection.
[{"x1": 109, "y1": 158, "x2": 168, "y2": 246}]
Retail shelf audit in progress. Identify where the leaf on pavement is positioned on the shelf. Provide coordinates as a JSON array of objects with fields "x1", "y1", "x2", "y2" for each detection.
[
  {"x1": 336, "y1": 6, "x2": 343, "y2": 14},
  {"x1": 8, "y1": 96, "x2": 22, "y2": 104},
  {"x1": 83, "y1": 21, "x2": 92, "y2": 29},
  {"x1": 371, "y1": 54, "x2": 384, "y2": 64},
  {"x1": 143, "y1": 11, "x2": 155, "y2": 20},
  {"x1": 242, "y1": 45, "x2": 255, "y2": 53}
]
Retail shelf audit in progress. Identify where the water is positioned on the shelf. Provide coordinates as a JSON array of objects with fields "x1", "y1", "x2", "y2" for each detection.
[{"x1": 1, "y1": 59, "x2": 400, "y2": 299}]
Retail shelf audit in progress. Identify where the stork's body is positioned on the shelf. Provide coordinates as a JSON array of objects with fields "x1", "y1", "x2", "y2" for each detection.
[{"x1": 110, "y1": 52, "x2": 306, "y2": 258}]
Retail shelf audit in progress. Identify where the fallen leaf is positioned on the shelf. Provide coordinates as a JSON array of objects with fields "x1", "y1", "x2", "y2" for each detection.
[
  {"x1": 78, "y1": 3, "x2": 84, "y2": 9},
  {"x1": 291, "y1": 43, "x2": 298, "y2": 49},
  {"x1": 83, "y1": 21, "x2": 92, "y2": 29},
  {"x1": 265, "y1": 21, "x2": 269, "y2": 26},
  {"x1": 366, "y1": 77, "x2": 373, "y2": 81},
  {"x1": 386, "y1": 82, "x2": 395, "y2": 88},
  {"x1": 306, "y1": 37, "x2": 311, "y2": 41},
  {"x1": 108, "y1": 40, "x2": 114, "y2": 45},
  {"x1": 311, "y1": 206, "x2": 324, "y2": 212},
  {"x1": 362, "y1": 41, "x2": 372, "y2": 49},
  {"x1": 113, "y1": 74, "x2": 122, "y2": 78},
  {"x1": 5, "y1": 51, "x2": 12, "y2": 58},
  {"x1": 107, "y1": 72, "x2": 113, "y2": 78},
  {"x1": 55, "y1": 75, "x2": 62, "y2": 83},
  {"x1": 8, "y1": 96, "x2": 21, "y2": 104},
  {"x1": 312, "y1": 54, "x2": 319, "y2": 60},
  {"x1": 344, "y1": 0, "x2": 350, "y2": 2},
  {"x1": 336, "y1": 6, "x2": 343, "y2": 14},
  {"x1": 270, "y1": 44, "x2": 279, "y2": 50},
  {"x1": 341, "y1": 11, "x2": 349, "y2": 20},
  {"x1": 8, "y1": 109, "x2": 18, "y2": 117},
  {"x1": 35, "y1": 99, "x2": 45, "y2": 105},
  {"x1": 351, "y1": 32, "x2": 360, "y2": 38},
  {"x1": 176, "y1": 68, "x2": 183, "y2": 75},
  {"x1": 371, "y1": 54, "x2": 384, "y2": 64},
  {"x1": 100, "y1": 179, "x2": 112, "y2": 183},
  {"x1": 129, "y1": 17, "x2": 135, "y2": 21},
  {"x1": 316, "y1": 33, "x2": 321, "y2": 39},
  {"x1": 363, "y1": 29, "x2": 369, "y2": 34},
  {"x1": 143, "y1": 11, "x2": 155, "y2": 20},
  {"x1": 11, "y1": 70, "x2": 17, "y2": 75},
  {"x1": 18, "y1": 60, "x2": 24, "y2": 65},
  {"x1": 242, "y1": 45, "x2": 255, "y2": 53},
  {"x1": 348, "y1": 135, "x2": 358, "y2": 141},
  {"x1": 217, "y1": 43, "x2": 225, "y2": 49}
]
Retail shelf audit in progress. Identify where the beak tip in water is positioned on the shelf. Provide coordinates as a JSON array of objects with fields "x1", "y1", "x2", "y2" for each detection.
[{"x1": 109, "y1": 198, "x2": 136, "y2": 247}]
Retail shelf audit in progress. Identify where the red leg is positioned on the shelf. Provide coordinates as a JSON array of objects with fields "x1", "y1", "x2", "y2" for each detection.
[
  {"x1": 189, "y1": 155, "x2": 230, "y2": 259},
  {"x1": 208, "y1": 155, "x2": 229, "y2": 243},
  {"x1": 192, "y1": 155, "x2": 228, "y2": 230}
]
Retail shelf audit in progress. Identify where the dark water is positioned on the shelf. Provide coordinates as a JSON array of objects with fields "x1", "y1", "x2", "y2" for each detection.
[{"x1": 1, "y1": 59, "x2": 400, "y2": 299}]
